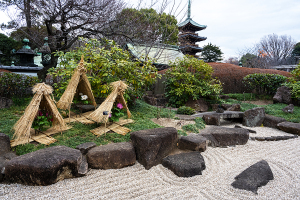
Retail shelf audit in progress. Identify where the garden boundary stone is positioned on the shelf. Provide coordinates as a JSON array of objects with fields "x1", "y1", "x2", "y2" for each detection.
[
  {"x1": 162, "y1": 152, "x2": 206, "y2": 177},
  {"x1": 231, "y1": 160, "x2": 274, "y2": 194},
  {"x1": 243, "y1": 107, "x2": 265, "y2": 127},
  {"x1": 178, "y1": 134, "x2": 208, "y2": 152},
  {"x1": 273, "y1": 86, "x2": 292, "y2": 104},
  {"x1": 277, "y1": 122, "x2": 300, "y2": 135},
  {"x1": 0, "y1": 133, "x2": 11, "y2": 155},
  {"x1": 5, "y1": 146, "x2": 87, "y2": 186},
  {"x1": 263, "y1": 114, "x2": 286, "y2": 129},
  {"x1": 282, "y1": 104, "x2": 294, "y2": 113},
  {"x1": 227, "y1": 104, "x2": 241, "y2": 111},
  {"x1": 76, "y1": 142, "x2": 97, "y2": 155},
  {"x1": 130, "y1": 127, "x2": 178, "y2": 170},
  {"x1": 200, "y1": 126, "x2": 249, "y2": 147},
  {"x1": 185, "y1": 98, "x2": 209, "y2": 112},
  {"x1": 202, "y1": 114, "x2": 220, "y2": 126},
  {"x1": 0, "y1": 97, "x2": 13, "y2": 109},
  {"x1": 86, "y1": 142, "x2": 136, "y2": 169}
]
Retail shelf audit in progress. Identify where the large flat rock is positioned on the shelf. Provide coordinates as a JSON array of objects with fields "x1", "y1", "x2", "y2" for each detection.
[
  {"x1": 5, "y1": 146, "x2": 87, "y2": 186},
  {"x1": 232, "y1": 160, "x2": 274, "y2": 194},
  {"x1": 162, "y1": 152, "x2": 206, "y2": 177},
  {"x1": 263, "y1": 114, "x2": 286, "y2": 128},
  {"x1": 200, "y1": 126, "x2": 249, "y2": 147},
  {"x1": 277, "y1": 122, "x2": 300, "y2": 135},
  {"x1": 193, "y1": 111, "x2": 244, "y2": 119},
  {"x1": 130, "y1": 127, "x2": 178, "y2": 170},
  {"x1": 243, "y1": 107, "x2": 265, "y2": 127},
  {"x1": 86, "y1": 142, "x2": 136, "y2": 169}
]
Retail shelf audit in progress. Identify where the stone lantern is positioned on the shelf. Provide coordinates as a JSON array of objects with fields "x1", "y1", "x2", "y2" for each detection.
[
  {"x1": 16, "y1": 38, "x2": 37, "y2": 67},
  {"x1": 39, "y1": 37, "x2": 51, "y2": 66}
]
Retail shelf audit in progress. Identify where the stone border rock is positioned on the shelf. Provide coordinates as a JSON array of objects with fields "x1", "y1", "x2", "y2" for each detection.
[{"x1": 250, "y1": 135, "x2": 298, "y2": 141}]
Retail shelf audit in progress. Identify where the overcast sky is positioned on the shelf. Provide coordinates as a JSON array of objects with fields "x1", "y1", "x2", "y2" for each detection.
[{"x1": 1, "y1": 0, "x2": 299, "y2": 60}]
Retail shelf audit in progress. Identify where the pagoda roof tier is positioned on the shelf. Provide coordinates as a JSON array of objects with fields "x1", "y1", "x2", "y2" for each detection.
[
  {"x1": 178, "y1": 18, "x2": 207, "y2": 31},
  {"x1": 179, "y1": 34, "x2": 207, "y2": 42},
  {"x1": 179, "y1": 45, "x2": 203, "y2": 53}
]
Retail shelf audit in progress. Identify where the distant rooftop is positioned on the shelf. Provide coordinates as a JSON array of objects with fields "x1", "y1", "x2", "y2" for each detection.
[{"x1": 126, "y1": 43, "x2": 185, "y2": 66}]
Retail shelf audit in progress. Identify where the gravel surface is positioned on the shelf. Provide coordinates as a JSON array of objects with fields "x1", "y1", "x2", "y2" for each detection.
[{"x1": 1, "y1": 124, "x2": 300, "y2": 200}]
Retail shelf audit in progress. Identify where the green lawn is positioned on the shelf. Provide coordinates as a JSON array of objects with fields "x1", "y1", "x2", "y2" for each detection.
[
  {"x1": 1, "y1": 95, "x2": 299, "y2": 156},
  {"x1": 0, "y1": 99, "x2": 175, "y2": 155}
]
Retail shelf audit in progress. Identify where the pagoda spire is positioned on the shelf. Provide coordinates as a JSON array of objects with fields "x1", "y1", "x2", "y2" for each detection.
[{"x1": 188, "y1": 0, "x2": 191, "y2": 19}]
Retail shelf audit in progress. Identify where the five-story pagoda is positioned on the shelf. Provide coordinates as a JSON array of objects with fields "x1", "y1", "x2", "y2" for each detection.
[{"x1": 178, "y1": 0, "x2": 207, "y2": 57}]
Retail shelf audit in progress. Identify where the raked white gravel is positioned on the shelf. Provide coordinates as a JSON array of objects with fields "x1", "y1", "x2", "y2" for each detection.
[{"x1": 1, "y1": 124, "x2": 300, "y2": 200}]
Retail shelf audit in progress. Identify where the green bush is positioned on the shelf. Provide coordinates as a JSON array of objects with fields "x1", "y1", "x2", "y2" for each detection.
[
  {"x1": 0, "y1": 72, "x2": 40, "y2": 98},
  {"x1": 283, "y1": 63, "x2": 300, "y2": 99},
  {"x1": 165, "y1": 56, "x2": 222, "y2": 107},
  {"x1": 194, "y1": 117, "x2": 206, "y2": 129},
  {"x1": 182, "y1": 124, "x2": 199, "y2": 133},
  {"x1": 243, "y1": 73, "x2": 287, "y2": 95},
  {"x1": 176, "y1": 106, "x2": 195, "y2": 115},
  {"x1": 48, "y1": 38, "x2": 159, "y2": 102}
]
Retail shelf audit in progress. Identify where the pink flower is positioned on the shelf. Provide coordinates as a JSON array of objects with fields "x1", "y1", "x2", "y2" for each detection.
[
  {"x1": 109, "y1": 113, "x2": 112, "y2": 118},
  {"x1": 46, "y1": 113, "x2": 49, "y2": 117},
  {"x1": 38, "y1": 110, "x2": 43, "y2": 116},
  {"x1": 117, "y1": 103, "x2": 123, "y2": 109},
  {"x1": 50, "y1": 118, "x2": 53, "y2": 122}
]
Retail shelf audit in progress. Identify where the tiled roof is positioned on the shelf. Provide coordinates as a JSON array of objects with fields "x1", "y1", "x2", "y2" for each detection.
[
  {"x1": 179, "y1": 34, "x2": 207, "y2": 41},
  {"x1": 178, "y1": 18, "x2": 207, "y2": 30},
  {"x1": 126, "y1": 43, "x2": 185, "y2": 65}
]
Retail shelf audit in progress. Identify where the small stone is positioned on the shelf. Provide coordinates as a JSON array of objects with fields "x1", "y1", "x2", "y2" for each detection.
[
  {"x1": 76, "y1": 142, "x2": 97, "y2": 155},
  {"x1": 162, "y1": 152, "x2": 206, "y2": 177},
  {"x1": 178, "y1": 134, "x2": 207, "y2": 152},
  {"x1": 282, "y1": 104, "x2": 294, "y2": 113}
]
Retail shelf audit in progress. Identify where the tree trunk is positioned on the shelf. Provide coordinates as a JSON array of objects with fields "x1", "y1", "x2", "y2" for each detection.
[{"x1": 37, "y1": 54, "x2": 58, "y2": 81}]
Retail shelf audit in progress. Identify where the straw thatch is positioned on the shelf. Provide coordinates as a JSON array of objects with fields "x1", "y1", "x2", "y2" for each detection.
[
  {"x1": 56, "y1": 55, "x2": 97, "y2": 110},
  {"x1": 13, "y1": 83, "x2": 67, "y2": 143},
  {"x1": 88, "y1": 80, "x2": 131, "y2": 123}
]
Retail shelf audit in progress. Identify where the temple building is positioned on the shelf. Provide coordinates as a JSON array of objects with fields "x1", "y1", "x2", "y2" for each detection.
[{"x1": 178, "y1": 0, "x2": 207, "y2": 57}]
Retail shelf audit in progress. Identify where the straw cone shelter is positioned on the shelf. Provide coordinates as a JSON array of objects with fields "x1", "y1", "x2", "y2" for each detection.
[
  {"x1": 88, "y1": 80, "x2": 131, "y2": 123},
  {"x1": 56, "y1": 55, "x2": 97, "y2": 110},
  {"x1": 13, "y1": 83, "x2": 67, "y2": 143}
]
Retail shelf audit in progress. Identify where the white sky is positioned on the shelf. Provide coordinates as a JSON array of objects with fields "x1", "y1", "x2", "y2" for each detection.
[{"x1": 1, "y1": 0, "x2": 300, "y2": 60}]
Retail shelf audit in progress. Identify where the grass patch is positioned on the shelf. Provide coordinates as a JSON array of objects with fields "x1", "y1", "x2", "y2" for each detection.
[
  {"x1": 0, "y1": 99, "x2": 176, "y2": 155},
  {"x1": 182, "y1": 124, "x2": 199, "y2": 133}
]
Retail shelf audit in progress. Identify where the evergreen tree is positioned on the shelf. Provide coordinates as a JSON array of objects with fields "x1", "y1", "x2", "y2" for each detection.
[{"x1": 201, "y1": 43, "x2": 223, "y2": 62}]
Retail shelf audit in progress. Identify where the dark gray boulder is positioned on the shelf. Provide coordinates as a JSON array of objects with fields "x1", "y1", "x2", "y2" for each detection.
[
  {"x1": 178, "y1": 134, "x2": 207, "y2": 152},
  {"x1": 0, "y1": 133, "x2": 11, "y2": 155},
  {"x1": 277, "y1": 122, "x2": 300, "y2": 135},
  {"x1": 130, "y1": 127, "x2": 178, "y2": 170},
  {"x1": 243, "y1": 107, "x2": 265, "y2": 127},
  {"x1": 221, "y1": 104, "x2": 232, "y2": 110},
  {"x1": 200, "y1": 126, "x2": 249, "y2": 147},
  {"x1": 273, "y1": 86, "x2": 292, "y2": 104},
  {"x1": 5, "y1": 146, "x2": 87, "y2": 186},
  {"x1": 76, "y1": 104, "x2": 97, "y2": 112},
  {"x1": 231, "y1": 160, "x2": 274, "y2": 194},
  {"x1": 263, "y1": 114, "x2": 286, "y2": 128},
  {"x1": 162, "y1": 152, "x2": 206, "y2": 177},
  {"x1": 0, "y1": 97, "x2": 13, "y2": 109},
  {"x1": 185, "y1": 98, "x2": 209, "y2": 112},
  {"x1": 76, "y1": 142, "x2": 97, "y2": 155},
  {"x1": 227, "y1": 104, "x2": 241, "y2": 111},
  {"x1": 282, "y1": 104, "x2": 294, "y2": 113},
  {"x1": 202, "y1": 114, "x2": 220, "y2": 126},
  {"x1": 86, "y1": 142, "x2": 136, "y2": 169}
]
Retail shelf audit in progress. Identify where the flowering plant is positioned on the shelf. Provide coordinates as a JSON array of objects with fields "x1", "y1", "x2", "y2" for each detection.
[
  {"x1": 109, "y1": 103, "x2": 125, "y2": 122},
  {"x1": 32, "y1": 110, "x2": 53, "y2": 133},
  {"x1": 73, "y1": 93, "x2": 90, "y2": 105}
]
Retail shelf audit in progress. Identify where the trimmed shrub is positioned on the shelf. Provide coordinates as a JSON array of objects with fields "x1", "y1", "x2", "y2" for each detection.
[
  {"x1": 177, "y1": 106, "x2": 195, "y2": 115},
  {"x1": 208, "y1": 63, "x2": 291, "y2": 94},
  {"x1": 0, "y1": 72, "x2": 40, "y2": 98},
  {"x1": 284, "y1": 63, "x2": 300, "y2": 99},
  {"x1": 165, "y1": 56, "x2": 222, "y2": 107},
  {"x1": 243, "y1": 73, "x2": 287, "y2": 95}
]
